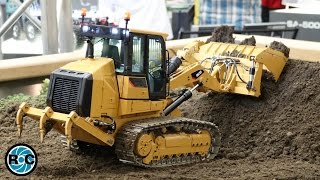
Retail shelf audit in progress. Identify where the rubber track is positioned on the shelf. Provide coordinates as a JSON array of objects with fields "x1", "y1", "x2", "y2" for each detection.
[{"x1": 115, "y1": 117, "x2": 221, "y2": 167}]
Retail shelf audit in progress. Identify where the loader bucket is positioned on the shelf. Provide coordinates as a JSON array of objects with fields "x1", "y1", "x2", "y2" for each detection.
[
  {"x1": 198, "y1": 42, "x2": 288, "y2": 79},
  {"x1": 16, "y1": 102, "x2": 115, "y2": 147},
  {"x1": 183, "y1": 42, "x2": 288, "y2": 97}
]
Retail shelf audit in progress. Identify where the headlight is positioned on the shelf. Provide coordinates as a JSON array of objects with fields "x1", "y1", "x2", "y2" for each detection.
[
  {"x1": 111, "y1": 28, "x2": 119, "y2": 35},
  {"x1": 82, "y1": 25, "x2": 89, "y2": 32}
]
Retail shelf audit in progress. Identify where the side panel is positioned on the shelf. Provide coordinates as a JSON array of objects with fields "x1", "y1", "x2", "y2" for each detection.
[
  {"x1": 119, "y1": 100, "x2": 150, "y2": 115},
  {"x1": 117, "y1": 75, "x2": 167, "y2": 116},
  {"x1": 119, "y1": 99, "x2": 166, "y2": 115},
  {"x1": 90, "y1": 75, "x2": 103, "y2": 118},
  {"x1": 89, "y1": 59, "x2": 117, "y2": 118},
  {"x1": 117, "y1": 75, "x2": 124, "y2": 97},
  {"x1": 120, "y1": 76, "x2": 149, "y2": 99},
  {"x1": 101, "y1": 75, "x2": 119, "y2": 117}
]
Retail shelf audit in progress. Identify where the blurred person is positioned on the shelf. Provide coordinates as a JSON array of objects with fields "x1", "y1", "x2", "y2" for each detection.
[
  {"x1": 98, "y1": 0, "x2": 173, "y2": 39},
  {"x1": 261, "y1": 0, "x2": 285, "y2": 22},
  {"x1": 199, "y1": 0, "x2": 262, "y2": 30}
]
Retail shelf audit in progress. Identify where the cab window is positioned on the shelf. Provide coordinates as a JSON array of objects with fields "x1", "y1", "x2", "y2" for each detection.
[
  {"x1": 132, "y1": 35, "x2": 145, "y2": 73},
  {"x1": 94, "y1": 38, "x2": 124, "y2": 73},
  {"x1": 148, "y1": 36, "x2": 166, "y2": 99}
]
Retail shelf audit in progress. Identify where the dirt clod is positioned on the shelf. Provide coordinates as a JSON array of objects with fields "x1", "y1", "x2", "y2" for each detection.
[
  {"x1": 206, "y1": 26, "x2": 235, "y2": 43},
  {"x1": 239, "y1": 36, "x2": 256, "y2": 46},
  {"x1": 6, "y1": 105, "x2": 17, "y2": 114},
  {"x1": 270, "y1": 41, "x2": 290, "y2": 57}
]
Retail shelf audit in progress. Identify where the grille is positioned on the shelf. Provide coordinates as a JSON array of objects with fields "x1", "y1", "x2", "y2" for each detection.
[{"x1": 52, "y1": 78, "x2": 80, "y2": 113}]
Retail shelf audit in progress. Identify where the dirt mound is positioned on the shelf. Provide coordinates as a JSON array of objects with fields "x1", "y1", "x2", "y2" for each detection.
[
  {"x1": 206, "y1": 26, "x2": 235, "y2": 43},
  {"x1": 270, "y1": 41, "x2": 290, "y2": 58},
  {"x1": 0, "y1": 42, "x2": 319, "y2": 179},
  {"x1": 0, "y1": 104, "x2": 19, "y2": 129},
  {"x1": 0, "y1": 59, "x2": 319, "y2": 179},
  {"x1": 181, "y1": 59, "x2": 320, "y2": 163},
  {"x1": 205, "y1": 26, "x2": 290, "y2": 58},
  {"x1": 239, "y1": 36, "x2": 256, "y2": 46}
]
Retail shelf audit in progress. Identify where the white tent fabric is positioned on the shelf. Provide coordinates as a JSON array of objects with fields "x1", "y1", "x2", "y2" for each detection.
[{"x1": 98, "y1": 0, "x2": 173, "y2": 39}]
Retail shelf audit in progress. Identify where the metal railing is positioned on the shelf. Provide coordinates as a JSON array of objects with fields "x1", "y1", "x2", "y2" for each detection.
[
  {"x1": 178, "y1": 28, "x2": 299, "y2": 40},
  {"x1": 0, "y1": 0, "x2": 73, "y2": 59}
]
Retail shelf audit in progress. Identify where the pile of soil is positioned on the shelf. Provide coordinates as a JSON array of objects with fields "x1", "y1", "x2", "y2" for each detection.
[
  {"x1": 205, "y1": 26, "x2": 256, "y2": 46},
  {"x1": 1, "y1": 59, "x2": 319, "y2": 179},
  {"x1": 181, "y1": 59, "x2": 320, "y2": 163},
  {"x1": 206, "y1": 26, "x2": 290, "y2": 57},
  {"x1": 239, "y1": 36, "x2": 256, "y2": 46},
  {"x1": 270, "y1": 41, "x2": 290, "y2": 58},
  {"x1": 206, "y1": 26, "x2": 235, "y2": 44}
]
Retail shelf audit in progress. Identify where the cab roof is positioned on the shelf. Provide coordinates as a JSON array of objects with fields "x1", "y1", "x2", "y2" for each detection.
[
  {"x1": 130, "y1": 28, "x2": 168, "y2": 40},
  {"x1": 80, "y1": 25, "x2": 168, "y2": 40}
]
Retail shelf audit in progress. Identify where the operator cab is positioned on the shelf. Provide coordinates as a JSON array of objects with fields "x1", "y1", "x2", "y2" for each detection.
[{"x1": 80, "y1": 24, "x2": 168, "y2": 100}]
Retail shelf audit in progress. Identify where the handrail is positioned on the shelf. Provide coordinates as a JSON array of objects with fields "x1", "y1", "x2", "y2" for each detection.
[
  {"x1": 0, "y1": 35, "x2": 320, "y2": 82},
  {"x1": 0, "y1": 50, "x2": 84, "y2": 82},
  {"x1": 166, "y1": 34, "x2": 320, "y2": 63},
  {"x1": 178, "y1": 28, "x2": 299, "y2": 40},
  {"x1": 11, "y1": 0, "x2": 41, "y2": 30},
  {"x1": 0, "y1": 0, "x2": 35, "y2": 37}
]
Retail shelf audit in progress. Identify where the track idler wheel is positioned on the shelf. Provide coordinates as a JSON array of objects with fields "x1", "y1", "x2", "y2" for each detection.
[{"x1": 135, "y1": 134, "x2": 153, "y2": 157}]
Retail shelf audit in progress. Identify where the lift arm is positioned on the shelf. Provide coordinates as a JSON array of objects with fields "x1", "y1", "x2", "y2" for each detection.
[
  {"x1": 168, "y1": 41, "x2": 288, "y2": 97},
  {"x1": 163, "y1": 41, "x2": 288, "y2": 116}
]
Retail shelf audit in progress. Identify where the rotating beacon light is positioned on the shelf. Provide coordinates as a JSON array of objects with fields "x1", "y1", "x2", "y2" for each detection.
[
  {"x1": 80, "y1": 8, "x2": 87, "y2": 30},
  {"x1": 124, "y1": 11, "x2": 131, "y2": 30}
]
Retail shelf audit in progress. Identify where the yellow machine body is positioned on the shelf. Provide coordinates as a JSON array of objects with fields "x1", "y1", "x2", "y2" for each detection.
[
  {"x1": 16, "y1": 26, "x2": 288, "y2": 167},
  {"x1": 17, "y1": 57, "x2": 168, "y2": 147},
  {"x1": 172, "y1": 41, "x2": 287, "y2": 97}
]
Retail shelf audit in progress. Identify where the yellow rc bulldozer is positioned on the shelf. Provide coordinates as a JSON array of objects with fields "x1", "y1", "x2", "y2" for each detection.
[{"x1": 16, "y1": 15, "x2": 288, "y2": 167}]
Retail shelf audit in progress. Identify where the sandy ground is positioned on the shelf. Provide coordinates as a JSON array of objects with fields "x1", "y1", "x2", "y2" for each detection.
[
  {"x1": 0, "y1": 26, "x2": 319, "y2": 179},
  {"x1": 0, "y1": 59, "x2": 319, "y2": 179}
]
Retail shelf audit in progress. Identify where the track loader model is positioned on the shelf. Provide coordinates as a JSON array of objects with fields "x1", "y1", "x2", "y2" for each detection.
[{"x1": 16, "y1": 15, "x2": 288, "y2": 167}]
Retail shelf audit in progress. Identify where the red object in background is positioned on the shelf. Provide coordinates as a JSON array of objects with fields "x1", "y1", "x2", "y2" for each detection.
[{"x1": 262, "y1": 0, "x2": 285, "y2": 9}]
